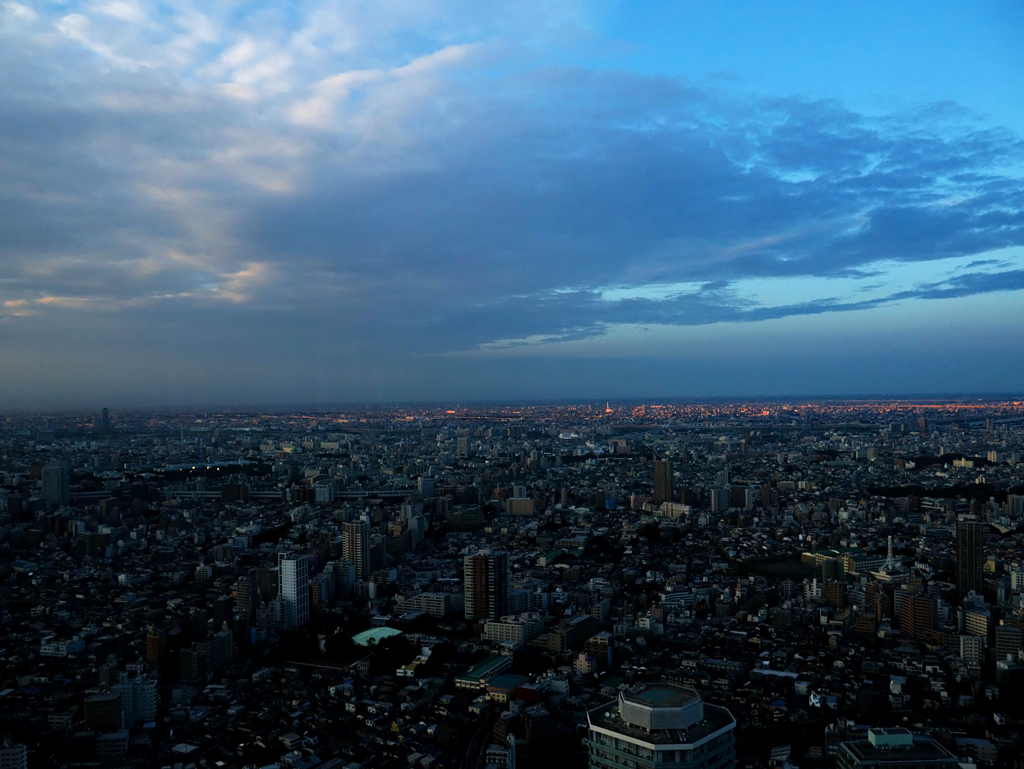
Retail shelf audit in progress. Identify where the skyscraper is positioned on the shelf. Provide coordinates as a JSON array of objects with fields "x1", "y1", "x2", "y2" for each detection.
[
  {"x1": 956, "y1": 519, "x2": 985, "y2": 598},
  {"x1": 464, "y1": 550, "x2": 509, "y2": 622},
  {"x1": 653, "y1": 459, "x2": 673, "y2": 506},
  {"x1": 342, "y1": 519, "x2": 371, "y2": 581},
  {"x1": 42, "y1": 461, "x2": 70, "y2": 508},
  {"x1": 279, "y1": 555, "x2": 309, "y2": 628}
]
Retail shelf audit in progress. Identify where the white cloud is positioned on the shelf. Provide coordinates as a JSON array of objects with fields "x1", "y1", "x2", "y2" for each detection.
[{"x1": 94, "y1": 0, "x2": 146, "y2": 24}]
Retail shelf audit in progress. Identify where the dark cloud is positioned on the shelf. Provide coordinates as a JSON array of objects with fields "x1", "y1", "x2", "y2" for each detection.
[{"x1": 1, "y1": 5, "x2": 1023, "y2": 405}]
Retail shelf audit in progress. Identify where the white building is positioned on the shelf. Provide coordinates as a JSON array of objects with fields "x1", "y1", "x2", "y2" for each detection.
[
  {"x1": 279, "y1": 555, "x2": 310, "y2": 628},
  {"x1": 587, "y1": 682, "x2": 735, "y2": 769}
]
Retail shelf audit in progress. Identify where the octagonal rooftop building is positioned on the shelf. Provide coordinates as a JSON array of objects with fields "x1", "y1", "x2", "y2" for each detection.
[{"x1": 587, "y1": 682, "x2": 736, "y2": 769}]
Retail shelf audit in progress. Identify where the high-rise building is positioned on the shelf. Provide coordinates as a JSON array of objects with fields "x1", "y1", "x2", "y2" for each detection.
[
  {"x1": 342, "y1": 519, "x2": 371, "y2": 581},
  {"x1": 898, "y1": 594, "x2": 936, "y2": 642},
  {"x1": 42, "y1": 462, "x2": 69, "y2": 508},
  {"x1": 956, "y1": 520, "x2": 985, "y2": 598},
  {"x1": 234, "y1": 574, "x2": 259, "y2": 620},
  {"x1": 653, "y1": 460, "x2": 673, "y2": 506},
  {"x1": 995, "y1": 623, "x2": 1022, "y2": 662},
  {"x1": 457, "y1": 436, "x2": 471, "y2": 458},
  {"x1": 145, "y1": 626, "x2": 167, "y2": 675},
  {"x1": 464, "y1": 550, "x2": 509, "y2": 622},
  {"x1": 587, "y1": 682, "x2": 735, "y2": 769},
  {"x1": 279, "y1": 555, "x2": 309, "y2": 628}
]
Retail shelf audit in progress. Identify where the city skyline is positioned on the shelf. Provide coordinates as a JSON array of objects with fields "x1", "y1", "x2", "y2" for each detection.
[{"x1": 2, "y1": 2, "x2": 1023, "y2": 407}]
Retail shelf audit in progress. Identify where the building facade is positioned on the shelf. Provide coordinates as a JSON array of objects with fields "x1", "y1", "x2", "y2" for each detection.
[
  {"x1": 342, "y1": 519, "x2": 371, "y2": 581},
  {"x1": 653, "y1": 460, "x2": 673, "y2": 506},
  {"x1": 956, "y1": 520, "x2": 985, "y2": 598},
  {"x1": 464, "y1": 551, "x2": 509, "y2": 622},
  {"x1": 587, "y1": 682, "x2": 735, "y2": 769},
  {"x1": 279, "y1": 555, "x2": 309, "y2": 628}
]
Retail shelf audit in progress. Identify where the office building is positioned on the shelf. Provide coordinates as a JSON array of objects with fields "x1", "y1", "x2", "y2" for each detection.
[
  {"x1": 837, "y1": 729, "x2": 957, "y2": 769},
  {"x1": 956, "y1": 520, "x2": 985, "y2": 598},
  {"x1": 587, "y1": 682, "x2": 735, "y2": 769},
  {"x1": 465, "y1": 551, "x2": 509, "y2": 622},
  {"x1": 279, "y1": 555, "x2": 309, "y2": 628},
  {"x1": 342, "y1": 519, "x2": 371, "y2": 581},
  {"x1": 42, "y1": 461, "x2": 70, "y2": 508},
  {"x1": 653, "y1": 460, "x2": 673, "y2": 506}
]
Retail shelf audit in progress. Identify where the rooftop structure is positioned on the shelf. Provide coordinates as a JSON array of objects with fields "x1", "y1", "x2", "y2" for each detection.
[
  {"x1": 837, "y1": 729, "x2": 958, "y2": 769},
  {"x1": 587, "y1": 682, "x2": 735, "y2": 769}
]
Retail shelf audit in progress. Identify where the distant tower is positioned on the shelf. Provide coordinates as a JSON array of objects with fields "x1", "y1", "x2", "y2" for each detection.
[
  {"x1": 884, "y1": 536, "x2": 895, "y2": 571},
  {"x1": 653, "y1": 459, "x2": 673, "y2": 506},
  {"x1": 279, "y1": 555, "x2": 309, "y2": 628},
  {"x1": 342, "y1": 519, "x2": 371, "y2": 581},
  {"x1": 956, "y1": 519, "x2": 985, "y2": 598},
  {"x1": 464, "y1": 551, "x2": 509, "y2": 622},
  {"x1": 101, "y1": 407, "x2": 110, "y2": 433},
  {"x1": 42, "y1": 461, "x2": 70, "y2": 508}
]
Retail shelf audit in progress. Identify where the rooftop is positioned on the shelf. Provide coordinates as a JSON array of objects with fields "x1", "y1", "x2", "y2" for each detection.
[
  {"x1": 589, "y1": 684, "x2": 735, "y2": 747},
  {"x1": 621, "y1": 683, "x2": 700, "y2": 709},
  {"x1": 841, "y1": 736, "x2": 957, "y2": 765}
]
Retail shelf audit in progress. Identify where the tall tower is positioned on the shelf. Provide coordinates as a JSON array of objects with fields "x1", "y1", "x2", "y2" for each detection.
[
  {"x1": 464, "y1": 551, "x2": 509, "y2": 622},
  {"x1": 653, "y1": 459, "x2": 673, "y2": 506},
  {"x1": 956, "y1": 519, "x2": 985, "y2": 598},
  {"x1": 234, "y1": 574, "x2": 259, "y2": 620},
  {"x1": 279, "y1": 555, "x2": 309, "y2": 628},
  {"x1": 342, "y1": 519, "x2": 371, "y2": 581},
  {"x1": 42, "y1": 462, "x2": 70, "y2": 508}
]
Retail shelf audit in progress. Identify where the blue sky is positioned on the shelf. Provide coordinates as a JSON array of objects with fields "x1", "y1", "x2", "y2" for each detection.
[{"x1": 1, "y1": 1, "x2": 1022, "y2": 408}]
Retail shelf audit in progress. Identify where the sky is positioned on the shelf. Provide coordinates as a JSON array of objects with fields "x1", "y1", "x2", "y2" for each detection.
[{"x1": 1, "y1": 1, "x2": 1023, "y2": 409}]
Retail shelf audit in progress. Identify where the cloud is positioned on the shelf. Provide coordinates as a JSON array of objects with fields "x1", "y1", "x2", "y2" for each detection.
[{"x1": 1, "y1": 0, "x2": 1023, "y2": 404}]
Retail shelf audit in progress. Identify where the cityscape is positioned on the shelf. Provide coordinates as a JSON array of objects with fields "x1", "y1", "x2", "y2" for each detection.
[
  {"x1": 1, "y1": 400, "x2": 1024, "y2": 768},
  {"x1": 3, "y1": 2, "x2": 1024, "y2": 769}
]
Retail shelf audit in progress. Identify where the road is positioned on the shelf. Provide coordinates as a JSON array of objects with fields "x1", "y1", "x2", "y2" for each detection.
[{"x1": 459, "y1": 716, "x2": 496, "y2": 769}]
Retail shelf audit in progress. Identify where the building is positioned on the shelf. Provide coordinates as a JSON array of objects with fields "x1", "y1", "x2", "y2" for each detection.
[
  {"x1": 145, "y1": 626, "x2": 167, "y2": 673},
  {"x1": 279, "y1": 555, "x2": 309, "y2": 628},
  {"x1": 995, "y1": 623, "x2": 1022, "y2": 662},
  {"x1": 84, "y1": 692, "x2": 123, "y2": 731},
  {"x1": 505, "y1": 497, "x2": 535, "y2": 515},
  {"x1": 958, "y1": 635, "x2": 984, "y2": 665},
  {"x1": 394, "y1": 591, "x2": 464, "y2": 618},
  {"x1": 897, "y1": 594, "x2": 936, "y2": 642},
  {"x1": 464, "y1": 550, "x2": 509, "y2": 622},
  {"x1": 342, "y1": 519, "x2": 371, "y2": 581},
  {"x1": 0, "y1": 741, "x2": 28, "y2": 769},
  {"x1": 234, "y1": 574, "x2": 259, "y2": 617},
  {"x1": 653, "y1": 460, "x2": 674, "y2": 506},
  {"x1": 42, "y1": 461, "x2": 69, "y2": 508},
  {"x1": 837, "y1": 728, "x2": 958, "y2": 769},
  {"x1": 956, "y1": 520, "x2": 985, "y2": 598},
  {"x1": 587, "y1": 681, "x2": 735, "y2": 769}
]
